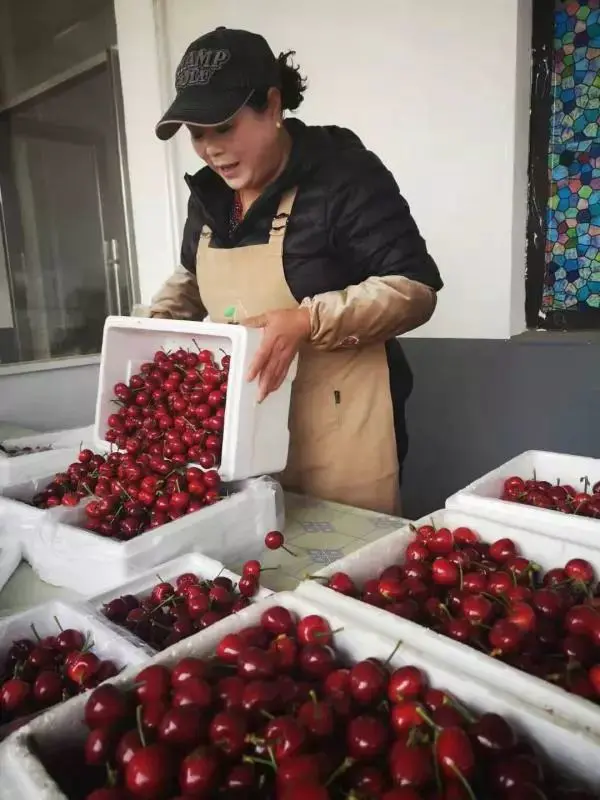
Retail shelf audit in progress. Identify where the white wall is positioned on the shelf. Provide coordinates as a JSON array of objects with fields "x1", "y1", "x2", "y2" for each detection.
[{"x1": 116, "y1": 0, "x2": 533, "y2": 339}]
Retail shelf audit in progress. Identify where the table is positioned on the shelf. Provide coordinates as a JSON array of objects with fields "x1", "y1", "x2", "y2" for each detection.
[{"x1": 0, "y1": 493, "x2": 409, "y2": 615}]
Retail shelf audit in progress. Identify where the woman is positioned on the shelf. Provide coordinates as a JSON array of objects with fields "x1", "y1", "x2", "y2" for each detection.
[{"x1": 150, "y1": 27, "x2": 443, "y2": 515}]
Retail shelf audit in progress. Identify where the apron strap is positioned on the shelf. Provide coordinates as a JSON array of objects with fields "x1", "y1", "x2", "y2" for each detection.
[{"x1": 198, "y1": 187, "x2": 298, "y2": 252}]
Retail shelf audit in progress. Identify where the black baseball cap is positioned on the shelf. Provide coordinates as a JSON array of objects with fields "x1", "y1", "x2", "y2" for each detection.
[{"x1": 156, "y1": 27, "x2": 280, "y2": 140}]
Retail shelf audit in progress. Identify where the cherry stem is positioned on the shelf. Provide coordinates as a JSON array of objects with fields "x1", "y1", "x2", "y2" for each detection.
[
  {"x1": 105, "y1": 762, "x2": 118, "y2": 789},
  {"x1": 30, "y1": 623, "x2": 41, "y2": 642},
  {"x1": 282, "y1": 545, "x2": 297, "y2": 557},
  {"x1": 581, "y1": 475, "x2": 591, "y2": 494},
  {"x1": 383, "y1": 639, "x2": 403, "y2": 667},
  {"x1": 445, "y1": 695, "x2": 476, "y2": 724},
  {"x1": 416, "y1": 706, "x2": 439, "y2": 731},
  {"x1": 53, "y1": 616, "x2": 64, "y2": 633},
  {"x1": 432, "y1": 730, "x2": 442, "y2": 794},
  {"x1": 243, "y1": 755, "x2": 274, "y2": 769},
  {"x1": 135, "y1": 704, "x2": 147, "y2": 748},
  {"x1": 325, "y1": 757, "x2": 354, "y2": 787},
  {"x1": 266, "y1": 745, "x2": 277, "y2": 770},
  {"x1": 260, "y1": 709, "x2": 275, "y2": 720},
  {"x1": 447, "y1": 762, "x2": 478, "y2": 800}
]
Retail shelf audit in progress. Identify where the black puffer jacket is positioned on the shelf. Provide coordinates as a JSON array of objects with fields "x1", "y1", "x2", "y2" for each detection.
[{"x1": 178, "y1": 119, "x2": 443, "y2": 478}]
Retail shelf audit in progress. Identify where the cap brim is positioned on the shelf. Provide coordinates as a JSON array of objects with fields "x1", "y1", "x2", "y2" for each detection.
[{"x1": 155, "y1": 87, "x2": 254, "y2": 140}]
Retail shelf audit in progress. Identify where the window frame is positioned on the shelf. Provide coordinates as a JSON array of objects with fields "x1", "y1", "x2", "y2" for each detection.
[{"x1": 526, "y1": 0, "x2": 600, "y2": 331}]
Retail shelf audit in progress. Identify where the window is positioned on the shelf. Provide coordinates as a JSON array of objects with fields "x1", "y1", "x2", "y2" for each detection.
[
  {"x1": 526, "y1": 0, "x2": 600, "y2": 331},
  {"x1": 0, "y1": 0, "x2": 138, "y2": 365}
]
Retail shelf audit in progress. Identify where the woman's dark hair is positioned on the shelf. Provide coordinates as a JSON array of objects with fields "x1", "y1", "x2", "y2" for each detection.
[{"x1": 248, "y1": 51, "x2": 307, "y2": 113}]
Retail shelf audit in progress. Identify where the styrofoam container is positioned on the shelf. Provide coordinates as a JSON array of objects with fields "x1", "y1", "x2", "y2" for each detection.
[
  {"x1": 0, "y1": 599, "x2": 149, "y2": 742},
  {"x1": 446, "y1": 450, "x2": 600, "y2": 546},
  {"x1": 0, "y1": 447, "x2": 83, "y2": 490},
  {"x1": 94, "y1": 316, "x2": 298, "y2": 482},
  {"x1": 1, "y1": 591, "x2": 599, "y2": 799},
  {"x1": 297, "y1": 508, "x2": 600, "y2": 737},
  {"x1": 0, "y1": 540, "x2": 21, "y2": 596},
  {"x1": 5, "y1": 475, "x2": 280, "y2": 595},
  {"x1": 86, "y1": 551, "x2": 273, "y2": 651}
]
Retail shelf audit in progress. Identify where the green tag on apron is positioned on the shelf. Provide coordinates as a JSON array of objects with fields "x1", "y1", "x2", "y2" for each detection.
[{"x1": 223, "y1": 306, "x2": 236, "y2": 320}]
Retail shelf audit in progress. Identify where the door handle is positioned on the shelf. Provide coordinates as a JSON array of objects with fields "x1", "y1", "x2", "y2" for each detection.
[{"x1": 104, "y1": 238, "x2": 122, "y2": 316}]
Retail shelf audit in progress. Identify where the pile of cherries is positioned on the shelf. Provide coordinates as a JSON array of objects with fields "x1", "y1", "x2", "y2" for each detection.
[
  {"x1": 39, "y1": 608, "x2": 594, "y2": 799},
  {"x1": 104, "y1": 345, "x2": 228, "y2": 467},
  {"x1": 101, "y1": 561, "x2": 265, "y2": 651},
  {"x1": 0, "y1": 619, "x2": 119, "y2": 729},
  {"x1": 30, "y1": 450, "x2": 221, "y2": 540},
  {"x1": 321, "y1": 524, "x2": 600, "y2": 703},
  {"x1": 501, "y1": 475, "x2": 600, "y2": 519},
  {"x1": 25, "y1": 343, "x2": 230, "y2": 540}
]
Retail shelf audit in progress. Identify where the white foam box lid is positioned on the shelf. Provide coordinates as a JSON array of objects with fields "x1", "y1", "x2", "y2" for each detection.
[
  {"x1": 446, "y1": 449, "x2": 600, "y2": 547},
  {"x1": 94, "y1": 316, "x2": 298, "y2": 482},
  {"x1": 297, "y1": 508, "x2": 600, "y2": 738},
  {"x1": 0, "y1": 473, "x2": 279, "y2": 596},
  {"x1": 0, "y1": 599, "x2": 150, "y2": 743},
  {"x1": 1, "y1": 590, "x2": 599, "y2": 799},
  {"x1": 85, "y1": 551, "x2": 273, "y2": 652}
]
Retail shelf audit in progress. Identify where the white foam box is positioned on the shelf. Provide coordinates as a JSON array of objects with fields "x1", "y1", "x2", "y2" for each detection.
[
  {"x1": 0, "y1": 540, "x2": 21, "y2": 596},
  {"x1": 0, "y1": 446, "x2": 83, "y2": 490},
  {"x1": 86, "y1": 551, "x2": 273, "y2": 651},
  {"x1": 297, "y1": 508, "x2": 600, "y2": 738},
  {"x1": 94, "y1": 316, "x2": 298, "y2": 482},
  {"x1": 0, "y1": 474, "x2": 280, "y2": 596},
  {"x1": 1, "y1": 591, "x2": 599, "y2": 799},
  {"x1": 0, "y1": 599, "x2": 149, "y2": 743},
  {"x1": 446, "y1": 450, "x2": 600, "y2": 547}
]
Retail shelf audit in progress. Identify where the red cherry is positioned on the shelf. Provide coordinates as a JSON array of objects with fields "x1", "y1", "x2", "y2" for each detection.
[
  {"x1": 297, "y1": 615, "x2": 333, "y2": 646},
  {"x1": 349, "y1": 659, "x2": 387, "y2": 704},
  {"x1": 209, "y1": 710, "x2": 248, "y2": 757},
  {"x1": 238, "y1": 646, "x2": 276, "y2": 680},
  {"x1": 299, "y1": 645, "x2": 337, "y2": 679},
  {"x1": 436, "y1": 726, "x2": 475, "y2": 780},
  {"x1": 85, "y1": 727, "x2": 116, "y2": 765},
  {"x1": 388, "y1": 740, "x2": 432, "y2": 788},
  {"x1": 427, "y1": 527, "x2": 454, "y2": 555},
  {"x1": 565, "y1": 558, "x2": 595, "y2": 584},
  {"x1": 1, "y1": 678, "x2": 31, "y2": 713},
  {"x1": 265, "y1": 530, "x2": 285, "y2": 550},
  {"x1": 172, "y1": 677, "x2": 213, "y2": 710},
  {"x1": 260, "y1": 606, "x2": 296, "y2": 635},
  {"x1": 33, "y1": 671, "x2": 63, "y2": 707},
  {"x1": 347, "y1": 715, "x2": 388, "y2": 760},
  {"x1": 489, "y1": 538, "x2": 518, "y2": 563},
  {"x1": 432, "y1": 557, "x2": 460, "y2": 586},
  {"x1": 171, "y1": 657, "x2": 207, "y2": 686},
  {"x1": 125, "y1": 743, "x2": 175, "y2": 798},
  {"x1": 388, "y1": 665, "x2": 426, "y2": 703},
  {"x1": 158, "y1": 706, "x2": 205, "y2": 748},
  {"x1": 134, "y1": 665, "x2": 171, "y2": 704},
  {"x1": 115, "y1": 730, "x2": 142, "y2": 769}
]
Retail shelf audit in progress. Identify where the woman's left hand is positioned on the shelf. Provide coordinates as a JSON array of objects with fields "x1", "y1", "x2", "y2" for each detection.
[{"x1": 245, "y1": 307, "x2": 311, "y2": 402}]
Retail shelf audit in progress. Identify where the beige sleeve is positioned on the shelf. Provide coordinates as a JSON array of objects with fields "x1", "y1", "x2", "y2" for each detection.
[
  {"x1": 149, "y1": 264, "x2": 207, "y2": 320},
  {"x1": 301, "y1": 275, "x2": 436, "y2": 350}
]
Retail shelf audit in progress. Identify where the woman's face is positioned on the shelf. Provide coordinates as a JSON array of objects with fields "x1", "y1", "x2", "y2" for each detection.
[{"x1": 188, "y1": 89, "x2": 283, "y2": 192}]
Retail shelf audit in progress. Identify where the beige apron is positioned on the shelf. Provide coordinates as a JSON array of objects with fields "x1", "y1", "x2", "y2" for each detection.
[{"x1": 196, "y1": 189, "x2": 400, "y2": 515}]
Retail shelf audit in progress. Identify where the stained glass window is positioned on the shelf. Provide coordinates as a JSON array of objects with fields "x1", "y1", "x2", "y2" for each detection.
[{"x1": 543, "y1": 1, "x2": 600, "y2": 313}]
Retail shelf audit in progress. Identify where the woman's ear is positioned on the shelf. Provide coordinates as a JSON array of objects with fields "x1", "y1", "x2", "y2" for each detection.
[{"x1": 266, "y1": 87, "x2": 283, "y2": 122}]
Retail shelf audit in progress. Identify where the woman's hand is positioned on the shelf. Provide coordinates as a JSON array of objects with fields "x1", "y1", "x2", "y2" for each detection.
[{"x1": 245, "y1": 307, "x2": 311, "y2": 402}]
